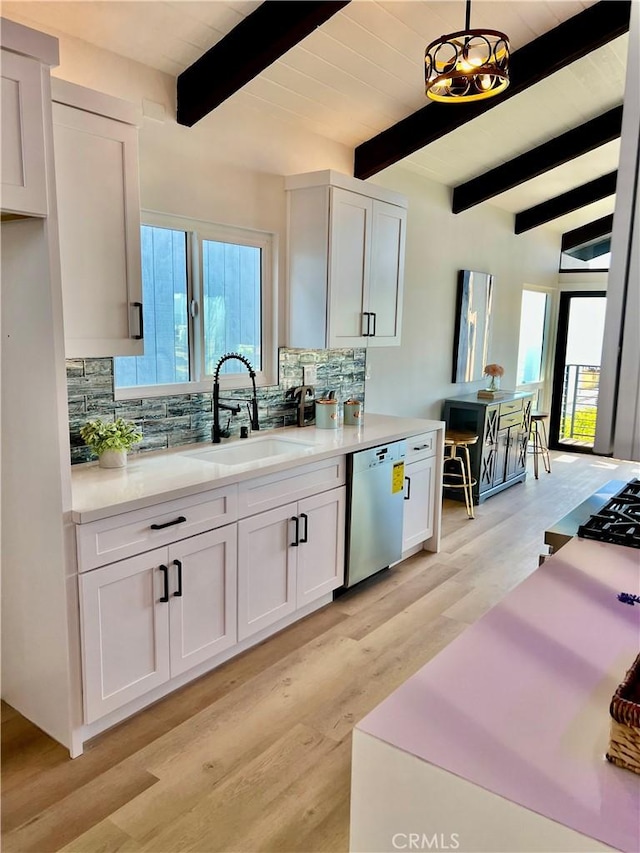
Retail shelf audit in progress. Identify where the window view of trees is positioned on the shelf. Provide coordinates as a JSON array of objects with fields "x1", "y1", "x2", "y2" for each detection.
[
  {"x1": 115, "y1": 226, "x2": 189, "y2": 388},
  {"x1": 203, "y1": 240, "x2": 261, "y2": 375},
  {"x1": 115, "y1": 223, "x2": 265, "y2": 391}
]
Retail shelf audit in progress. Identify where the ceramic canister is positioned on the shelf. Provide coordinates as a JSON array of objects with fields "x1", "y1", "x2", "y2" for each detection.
[
  {"x1": 315, "y1": 398, "x2": 339, "y2": 429},
  {"x1": 343, "y1": 399, "x2": 362, "y2": 426}
]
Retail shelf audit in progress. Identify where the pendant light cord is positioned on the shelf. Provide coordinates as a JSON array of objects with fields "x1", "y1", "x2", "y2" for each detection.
[{"x1": 465, "y1": 0, "x2": 471, "y2": 31}]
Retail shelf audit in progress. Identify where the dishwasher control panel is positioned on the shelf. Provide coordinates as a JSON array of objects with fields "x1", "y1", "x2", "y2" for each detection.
[{"x1": 352, "y1": 440, "x2": 406, "y2": 471}]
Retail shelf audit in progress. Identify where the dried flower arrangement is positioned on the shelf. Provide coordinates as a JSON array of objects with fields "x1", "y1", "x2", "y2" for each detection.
[
  {"x1": 483, "y1": 363, "x2": 505, "y2": 393},
  {"x1": 483, "y1": 363, "x2": 505, "y2": 378}
]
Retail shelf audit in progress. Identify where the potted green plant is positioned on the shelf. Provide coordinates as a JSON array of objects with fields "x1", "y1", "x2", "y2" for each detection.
[{"x1": 80, "y1": 417, "x2": 143, "y2": 469}]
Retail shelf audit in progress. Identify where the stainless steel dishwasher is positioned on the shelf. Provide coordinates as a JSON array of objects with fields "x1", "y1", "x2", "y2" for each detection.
[{"x1": 344, "y1": 440, "x2": 407, "y2": 588}]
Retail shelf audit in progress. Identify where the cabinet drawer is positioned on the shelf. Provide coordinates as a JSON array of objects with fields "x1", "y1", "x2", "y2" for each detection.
[
  {"x1": 405, "y1": 431, "x2": 437, "y2": 463},
  {"x1": 499, "y1": 399, "x2": 523, "y2": 416},
  {"x1": 238, "y1": 456, "x2": 345, "y2": 518},
  {"x1": 499, "y1": 412, "x2": 523, "y2": 431},
  {"x1": 77, "y1": 486, "x2": 238, "y2": 571}
]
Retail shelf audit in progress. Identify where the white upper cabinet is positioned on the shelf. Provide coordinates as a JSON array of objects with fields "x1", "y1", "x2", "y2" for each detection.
[
  {"x1": 286, "y1": 170, "x2": 407, "y2": 349},
  {"x1": 51, "y1": 79, "x2": 143, "y2": 358},
  {"x1": 1, "y1": 20, "x2": 58, "y2": 217}
]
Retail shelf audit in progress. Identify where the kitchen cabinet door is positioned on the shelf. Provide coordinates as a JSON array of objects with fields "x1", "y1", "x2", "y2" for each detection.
[
  {"x1": 1, "y1": 50, "x2": 48, "y2": 216},
  {"x1": 168, "y1": 526, "x2": 238, "y2": 677},
  {"x1": 79, "y1": 548, "x2": 170, "y2": 723},
  {"x1": 367, "y1": 200, "x2": 406, "y2": 347},
  {"x1": 238, "y1": 503, "x2": 297, "y2": 641},
  {"x1": 493, "y1": 428, "x2": 510, "y2": 487},
  {"x1": 296, "y1": 487, "x2": 346, "y2": 607},
  {"x1": 327, "y1": 188, "x2": 371, "y2": 347},
  {"x1": 286, "y1": 172, "x2": 408, "y2": 349},
  {"x1": 402, "y1": 457, "x2": 436, "y2": 552},
  {"x1": 327, "y1": 192, "x2": 406, "y2": 348},
  {"x1": 52, "y1": 89, "x2": 142, "y2": 358}
]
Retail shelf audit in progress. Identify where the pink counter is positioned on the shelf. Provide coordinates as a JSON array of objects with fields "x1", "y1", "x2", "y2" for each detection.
[{"x1": 352, "y1": 537, "x2": 640, "y2": 852}]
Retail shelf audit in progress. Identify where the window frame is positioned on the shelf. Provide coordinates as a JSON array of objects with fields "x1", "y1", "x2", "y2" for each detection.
[{"x1": 115, "y1": 210, "x2": 277, "y2": 400}]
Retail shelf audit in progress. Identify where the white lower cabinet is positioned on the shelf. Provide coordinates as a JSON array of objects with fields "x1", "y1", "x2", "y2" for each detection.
[
  {"x1": 238, "y1": 486, "x2": 346, "y2": 641},
  {"x1": 296, "y1": 488, "x2": 346, "y2": 608},
  {"x1": 402, "y1": 457, "x2": 436, "y2": 551},
  {"x1": 167, "y1": 528, "x2": 238, "y2": 677},
  {"x1": 402, "y1": 432, "x2": 438, "y2": 553},
  {"x1": 79, "y1": 526, "x2": 236, "y2": 723}
]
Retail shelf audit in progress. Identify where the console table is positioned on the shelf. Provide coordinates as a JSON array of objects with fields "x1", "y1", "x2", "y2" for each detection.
[{"x1": 442, "y1": 391, "x2": 534, "y2": 504}]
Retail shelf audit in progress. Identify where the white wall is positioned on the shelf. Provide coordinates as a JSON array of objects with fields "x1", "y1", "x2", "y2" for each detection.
[
  {"x1": 5, "y1": 15, "x2": 565, "y2": 425},
  {"x1": 365, "y1": 166, "x2": 562, "y2": 420}
]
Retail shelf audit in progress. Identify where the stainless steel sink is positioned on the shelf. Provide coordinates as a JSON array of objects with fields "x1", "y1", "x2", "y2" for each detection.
[{"x1": 184, "y1": 436, "x2": 316, "y2": 467}]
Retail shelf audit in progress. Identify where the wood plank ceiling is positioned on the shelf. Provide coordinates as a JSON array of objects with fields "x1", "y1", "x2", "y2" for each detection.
[{"x1": 1, "y1": 0, "x2": 630, "y2": 238}]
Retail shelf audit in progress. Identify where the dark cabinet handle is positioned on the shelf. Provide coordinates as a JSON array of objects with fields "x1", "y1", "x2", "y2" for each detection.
[
  {"x1": 299, "y1": 512, "x2": 308, "y2": 543},
  {"x1": 290, "y1": 515, "x2": 299, "y2": 547},
  {"x1": 362, "y1": 312, "x2": 371, "y2": 336},
  {"x1": 370, "y1": 312, "x2": 377, "y2": 336},
  {"x1": 404, "y1": 476, "x2": 411, "y2": 500},
  {"x1": 159, "y1": 564, "x2": 169, "y2": 603},
  {"x1": 413, "y1": 444, "x2": 430, "y2": 451},
  {"x1": 173, "y1": 559, "x2": 183, "y2": 597},
  {"x1": 150, "y1": 516, "x2": 186, "y2": 530},
  {"x1": 132, "y1": 301, "x2": 144, "y2": 340}
]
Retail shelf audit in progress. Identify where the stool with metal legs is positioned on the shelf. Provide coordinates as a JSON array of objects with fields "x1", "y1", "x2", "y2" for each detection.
[
  {"x1": 443, "y1": 430, "x2": 478, "y2": 519},
  {"x1": 529, "y1": 412, "x2": 551, "y2": 479}
]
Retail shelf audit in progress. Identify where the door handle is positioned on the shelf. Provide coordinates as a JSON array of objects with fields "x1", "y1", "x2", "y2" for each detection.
[
  {"x1": 370, "y1": 312, "x2": 377, "y2": 336},
  {"x1": 362, "y1": 312, "x2": 371, "y2": 336},
  {"x1": 159, "y1": 564, "x2": 169, "y2": 603},
  {"x1": 404, "y1": 476, "x2": 411, "y2": 500},
  {"x1": 299, "y1": 512, "x2": 308, "y2": 543},
  {"x1": 290, "y1": 515, "x2": 299, "y2": 547},
  {"x1": 173, "y1": 559, "x2": 183, "y2": 597},
  {"x1": 132, "y1": 301, "x2": 144, "y2": 340}
]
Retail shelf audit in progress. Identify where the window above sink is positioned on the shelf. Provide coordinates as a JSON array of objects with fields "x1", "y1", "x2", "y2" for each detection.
[{"x1": 114, "y1": 210, "x2": 277, "y2": 400}]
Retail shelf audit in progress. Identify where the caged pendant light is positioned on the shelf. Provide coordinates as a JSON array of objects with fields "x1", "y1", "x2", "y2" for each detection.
[{"x1": 425, "y1": 0, "x2": 510, "y2": 103}]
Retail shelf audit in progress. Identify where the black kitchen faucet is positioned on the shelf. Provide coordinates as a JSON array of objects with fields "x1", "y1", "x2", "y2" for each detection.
[{"x1": 212, "y1": 353, "x2": 260, "y2": 443}]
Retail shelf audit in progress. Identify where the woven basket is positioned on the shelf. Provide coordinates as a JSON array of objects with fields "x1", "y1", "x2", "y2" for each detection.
[{"x1": 606, "y1": 652, "x2": 640, "y2": 775}]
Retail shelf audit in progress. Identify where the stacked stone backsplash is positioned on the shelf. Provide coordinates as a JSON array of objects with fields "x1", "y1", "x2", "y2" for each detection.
[{"x1": 67, "y1": 348, "x2": 366, "y2": 464}]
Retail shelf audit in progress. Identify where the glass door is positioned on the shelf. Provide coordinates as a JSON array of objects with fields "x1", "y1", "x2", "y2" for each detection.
[{"x1": 549, "y1": 291, "x2": 606, "y2": 452}]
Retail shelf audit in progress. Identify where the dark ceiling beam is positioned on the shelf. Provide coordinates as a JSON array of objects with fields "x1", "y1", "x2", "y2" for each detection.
[
  {"x1": 561, "y1": 214, "x2": 614, "y2": 253},
  {"x1": 353, "y1": 0, "x2": 631, "y2": 180},
  {"x1": 453, "y1": 107, "x2": 622, "y2": 213},
  {"x1": 177, "y1": 1, "x2": 350, "y2": 127},
  {"x1": 515, "y1": 171, "x2": 618, "y2": 234}
]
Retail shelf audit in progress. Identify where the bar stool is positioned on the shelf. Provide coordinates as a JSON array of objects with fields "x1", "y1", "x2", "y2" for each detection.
[
  {"x1": 443, "y1": 430, "x2": 478, "y2": 519},
  {"x1": 529, "y1": 412, "x2": 551, "y2": 479}
]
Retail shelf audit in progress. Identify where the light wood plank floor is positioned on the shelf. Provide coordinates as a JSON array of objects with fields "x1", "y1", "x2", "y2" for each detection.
[{"x1": 3, "y1": 450, "x2": 639, "y2": 853}]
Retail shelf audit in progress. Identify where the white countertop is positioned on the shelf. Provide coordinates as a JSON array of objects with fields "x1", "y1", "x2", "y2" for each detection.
[
  {"x1": 70, "y1": 413, "x2": 444, "y2": 523},
  {"x1": 356, "y1": 536, "x2": 640, "y2": 851}
]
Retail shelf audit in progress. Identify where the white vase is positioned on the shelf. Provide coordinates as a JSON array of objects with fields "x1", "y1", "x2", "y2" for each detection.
[{"x1": 98, "y1": 449, "x2": 127, "y2": 469}]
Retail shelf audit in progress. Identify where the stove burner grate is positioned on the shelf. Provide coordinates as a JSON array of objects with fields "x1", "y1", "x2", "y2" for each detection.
[{"x1": 577, "y1": 478, "x2": 640, "y2": 549}]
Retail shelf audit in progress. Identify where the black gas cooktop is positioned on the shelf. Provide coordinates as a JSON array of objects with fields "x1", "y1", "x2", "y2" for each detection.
[{"x1": 577, "y1": 478, "x2": 640, "y2": 549}]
